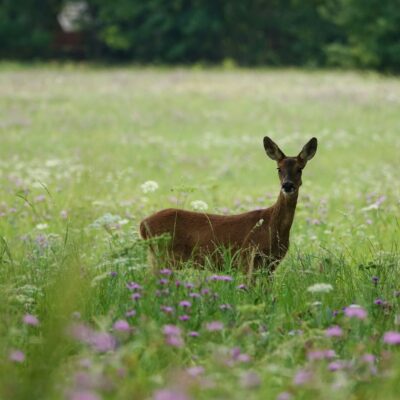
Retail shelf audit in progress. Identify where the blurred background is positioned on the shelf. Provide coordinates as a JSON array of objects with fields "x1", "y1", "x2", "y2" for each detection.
[{"x1": 1, "y1": 0, "x2": 399, "y2": 71}]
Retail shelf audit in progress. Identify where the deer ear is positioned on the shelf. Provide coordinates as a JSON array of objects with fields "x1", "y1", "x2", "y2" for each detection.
[
  {"x1": 263, "y1": 137, "x2": 285, "y2": 161},
  {"x1": 298, "y1": 137, "x2": 318, "y2": 162}
]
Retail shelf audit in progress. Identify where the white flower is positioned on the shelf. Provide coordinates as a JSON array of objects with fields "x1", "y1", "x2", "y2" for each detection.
[
  {"x1": 140, "y1": 180, "x2": 159, "y2": 193},
  {"x1": 35, "y1": 223, "x2": 48, "y2": 230},
  {"x1": 118, "y1": 219, "x2": 129, "y2": 225},
  {"x1": 307, "y1": 283, "x2": 333, "y2": 293},
  {"x1": 190, "y1": 200, "x2": 208, "y2": 212}
]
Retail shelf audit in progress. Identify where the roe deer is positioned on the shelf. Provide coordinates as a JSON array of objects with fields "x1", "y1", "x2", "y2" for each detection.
[{"x1": 140, "y1": 137, "x2": 317, "y2": 273}]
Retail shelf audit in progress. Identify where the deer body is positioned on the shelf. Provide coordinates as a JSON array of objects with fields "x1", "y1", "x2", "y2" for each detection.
[{"x1": 140, "y1": 137, "x2": 317, "y2": 272}]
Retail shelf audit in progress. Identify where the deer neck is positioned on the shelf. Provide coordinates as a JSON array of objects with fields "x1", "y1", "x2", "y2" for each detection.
[{"x1": 270, "y1": 190, "x2": 299, "y2": 237}]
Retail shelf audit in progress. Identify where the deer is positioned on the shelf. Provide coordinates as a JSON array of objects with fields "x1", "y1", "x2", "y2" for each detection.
[{"x1": 139, "y1": 137, "x2": 318, "y2": 275}]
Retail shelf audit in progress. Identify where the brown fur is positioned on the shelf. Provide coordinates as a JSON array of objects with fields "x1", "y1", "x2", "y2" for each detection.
[{"x1": 140, "y1": 137, "x2": 317, "y2": 273}]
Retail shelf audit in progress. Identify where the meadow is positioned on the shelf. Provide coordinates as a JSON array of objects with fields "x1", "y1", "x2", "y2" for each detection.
[{"x1": 0, "y1": 64, "x2": 399, "y2": 400}]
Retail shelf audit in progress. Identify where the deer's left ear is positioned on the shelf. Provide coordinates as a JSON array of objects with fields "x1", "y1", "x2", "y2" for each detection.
[{"x1": 298, "y1": 137, "x2": 318, "y2": 162}]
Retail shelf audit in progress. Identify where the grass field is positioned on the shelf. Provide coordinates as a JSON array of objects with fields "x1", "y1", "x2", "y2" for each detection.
[{"x1": 0, "y1": 64, "x2": 399, "y2": 400}]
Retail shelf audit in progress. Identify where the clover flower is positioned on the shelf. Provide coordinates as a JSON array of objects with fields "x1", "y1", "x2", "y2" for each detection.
[
  {"x1": 9, "y1": 350, "x2": 25, "y2": 363},
  {"x1": 307, "y1": 283, "x2": 333, "y2": 293},
  {"x1": 23, "y1": 314, "x2": 39, "y2": 326},
  {"x1": 190, "y1": 200, "x2": 208, "y2": 211}
]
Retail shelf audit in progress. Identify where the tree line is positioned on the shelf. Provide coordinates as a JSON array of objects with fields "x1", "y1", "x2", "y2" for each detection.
[{"x1": 1, "y1": 0, "x2": 399, "y2": 72}]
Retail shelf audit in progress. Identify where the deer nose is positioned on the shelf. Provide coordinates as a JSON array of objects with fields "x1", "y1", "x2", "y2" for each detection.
[{"x1": 282, "y1": 181, "x2": 295, "y2": 193}]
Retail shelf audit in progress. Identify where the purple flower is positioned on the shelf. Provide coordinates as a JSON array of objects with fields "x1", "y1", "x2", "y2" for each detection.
[
  {"x1": 89, "y1": 332, "x2": 117, "y2": 352},
  {"x1": 160, "y1": 268, "x2": 172, "y2": 276},
  {"x1": 189, "y1": 292, "x2": 201, "y2": 298},
  {"x1": 188, "y1": 331, "x2": 200, "y2": 337},
  {"x1": 186, "y1": 366, "x2": 204, "y2": 377},
  {"x1": 344, "y1": 305, "x2": 367, "y2": 320},
  {"x1": 179, "y1": 300, "x2": 192, "y2": 308},
  {"x1": 372, "y1": 276, "x2": 379, "y2": 285},
  {"x1": 361, "y1": 354, "x2": 375, "y2": 363},
  {"x1": 219, "y1": 304, "x2": 232, "y2": 311},
  {"x1": 293, "y1": 369, "x2": 312, "y2": 385},
  {"x1": 109, "y1": 271, "x2": 118, "y2": 277},
  {"x1": 125, "y1": 309, "x2": 136, "y2": 317},
  {"x1": 237, "y1": 284, "x2": 247, "y2": 290},
  {"x1": 307, "y1": 349, "x2": 336, "y2": 361},
  {"x1": 9, "y1": 350, "x2": 25, "y2": 363},
  {"x1": 179, "y1": 315, "x2": 190, "y2": 321},
  {"x1": 113, "y1": 319, "x2": 130, "y2": 332},
  {"x1": 161, "y1": 306, "x2": 174, "y2": 314},
  {"x1": 153, "y1": 389, "x2": 189, "y2": 400},
  {"x1": 159, "y1": 278, "x2": 168, "y2": 285},
  {"x1": 325, "y1": 325, "x2": 343, "y2": 337},
  {"x1": 165, "y1": 335, "x2": 184, "y2": 348},
  {"x1": 131, "y1": 293, "x2": 141, "y2": 301},
  {"x1": 374, "y1": 298, "x2": 384, "y2": 306},
  {"x1": 184, "y1": 282, "x2": 195, "y2": 289},
  {"x1": 328, "y1": 361, "x2": 345, "y2": 372},
  {"x1": 206, "y1": 321, "x2": 224, "y2": 332},
  {"x1": 210, "y1": 275, "x2": 233, "y2": 282},
  {"x1": 23, "y1": 314, "x2": 39, "y2": 326},
  {"x1": 383, "y1": 331, "x2": 400, "y2": 345},
  {"x1": 126, "y1": 282, "x2": 142, "y2": 291},
  {"x1": 201, "y1": 288, "x2": 210, "y2": 295},
  {"x1": 163, "y1": 325, "x2": 181, "y2": 336}
]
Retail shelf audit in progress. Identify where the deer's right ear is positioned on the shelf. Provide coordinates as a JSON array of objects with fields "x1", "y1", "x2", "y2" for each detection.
[{"x1": 263, "y1": 137, "x2": 285, "y2": 161}]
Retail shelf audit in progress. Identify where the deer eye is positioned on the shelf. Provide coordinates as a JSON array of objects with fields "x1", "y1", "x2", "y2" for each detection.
[
  {"x1": 277, "y1": 168, "x2": 282, "y2": 173},
  {"x1": 297, "y1": 168, "x2": 302, "y2": 174}
]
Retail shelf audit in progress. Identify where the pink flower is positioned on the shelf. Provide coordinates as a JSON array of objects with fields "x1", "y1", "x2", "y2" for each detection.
[
  {"x1": 344, "y1": 305, "x2": 367, "y2": 320},
  {"x1": 325, "y1": 325, "x2": 343, "y2": 337},
  {"x1": 165, "y1": 335, "x2": 184, "y2": 348},
  {"x1": 163, "y1": 325, "x2": 181, "y2": 336},
  {"x1": 179, "y1": 315, "x2": 190, "y2": 321},
  {"x1": 89, "y1": 332, "x2": 117, "y2": 352},
  {"x1": 9, "y1": 350, "x2": 25, "y2": 363},
  {"x1": 328, "y1": 361, "x2": 345, "y2": 372},
  {"x1": 125, "y1": 309, "x2": 136, "y2": 317},
  {"x1": 383, "y1": 331, "x2": 400, "y2": 345},
  {"x1": 69, "y1": 390, "x2": 100, "y2": 400},
  {"x1": 113, "y1": 320, "x2": 130, "y2": 332},
  {"x1": 126, "y1": 282, "x2": 142, "y2": 291},
  {"x1": 179, "y1": 300, "x2": 191, "y2": 308},
  {"x1": 210, "y1": 275, "x2": 233, "y2": 282},
  {"x1": 131, "y1": 292, "x2": 141, "y2": 301},
  {"x1": 189, "y1": 292, "x2": 201, "y2": 298},
  {"x1": 361, "y1": 353, "x2": 375, "y2": 363},
  {"x1": 293, "y1": 369, "x2": 312, "y2": 385},
  {"x1": 188, "y1": 331, "x2": 200, "y2": 337},
  {"x1": 277, "y1": 392, "x2": 292, "y2": 400},
  {"x1": 23, "y1": 314, "x2": 39, "y2": 326},
  {"x1": 160, "y1": 268, "x2": 172, "y2": 276},
  {"x1": 206, "y1": 321, "x2": 224, "y2": 331},
  {"x1": 307, "y1": 349, "x2": 336, "y2": 361},
  {"x1": 161, "y1": 306, "x2": 174, "y2": 314}
]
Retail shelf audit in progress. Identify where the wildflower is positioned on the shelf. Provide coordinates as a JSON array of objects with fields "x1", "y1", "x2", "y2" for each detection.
[
  {"x1": 125, "y1": 310, "x2": 136, "y2": 318},
  {"x1": 328, "y1": 361, "x2": 345, "y2": 372},
  {"x1": 307, "y1": 283, "x2": 333, "y2": 293},
  {"x1": 184, "y1": 282, "x2": 195, "y2": 289},
  {"x1": 372, "y1": 276, "x2": 379, "y2": 285},
  {"x1": 179, "y1": 300, "x2": 191, "y2": 308},
  {"x1": 23, "y1": 314, "x2": 39, "y2": 326},
  {"x1": 190, "y1": 200, "x2": 208, "y2": 211},
  {"x1": 201, "y1": 288, "x2": 210, "y2": 295},
  {"x1": 89, "y1": 332, "x2": 117, "y2": 352},
  {"x1": 206, "y1": 321, "x2": 224, "y2": 331},
  {"x1": 163, "y1": 325, "x2": 181, "y2": 336},
  {"x1": 237, "y1": 284, "x2": 247, "y2": 290},
  {"x1": 325, "y1": 325, "x2": 343, "y2": 337},
  {"x1": 131, "y1": 293, "x2": 141, "y2": 301},
  {"x1": 344, "y1": 305, "x2": 367, "y2": 320},
  {"x1": 159, "y1": 278, "x2": 168, "y2": 285},
  {"x1": 179, "y1": 315, "x2": 190, "y2": 321},
  {"x1": 219, "y1": 304, "x2": 232, "y2": 311},
  {"x1": 9, "y1": 350, "x2": 25, "y2": 363},
  {"x1": 160, "y1": 268, "x2": 172, "y2": 276},
  {"x1": 186, "y1": 366, "x2": 204, "y2": 377},
  {"x1": 166, "y1": 335, "x2": 184, "y2": 348},
  {"x1": 362, "y1": 354, "x2": 375, "y2": 363},
  {"x1": 374, "y1": 298, "x2": 384, "y2": 306},
  {"x1": 383, "y1": 331, "x2": 400, "y2": 345},
  {"x1": 126, "y1": 282, "x2": 142, "y2": 291},
  {"x1": 307, "y1": 349, "x2": 336, "y2": 361},
  {"x1": 141, "y1": 180, "x2": 159, "y2": 193},
  {"x1": 210, "y1": 274, "x2": 233, "y2": 282},
  {"x1": 293, "y1": 369, "x2": 312, "y2": 385},
  {"x1": 189, "y1": 292, "x2": 201, "y2": 298},
  {"x1": 188, "y1": 331, "x2": 200, "y2": 337},
  {"x1": 161, "y1": 306, "x2": 174, "y2": 314},
  {"x1": 60, "y1": 210, "x2": 68, "y2": 219},
  {"x1": 113, "y1": 320, "x2": 130, "y2": 332}
]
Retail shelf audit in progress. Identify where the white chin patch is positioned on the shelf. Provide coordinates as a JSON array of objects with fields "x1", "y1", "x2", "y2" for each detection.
[{"x1": 281, "y1": 188, "x2": 295, "y2": 196}]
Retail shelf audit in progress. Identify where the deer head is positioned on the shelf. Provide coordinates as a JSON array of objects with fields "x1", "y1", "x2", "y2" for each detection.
[{"x1": 263, "y1": 137, "x2": 318, "y2": 196}]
